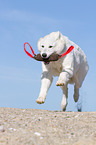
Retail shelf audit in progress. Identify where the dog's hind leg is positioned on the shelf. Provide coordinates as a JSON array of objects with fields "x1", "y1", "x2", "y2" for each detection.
[
  {"x1": 60, "y1": 84, "x2": 68, "y2": 111},
  {"x1": 73, "y1": 85, "x2": 79, "y2": 102}
]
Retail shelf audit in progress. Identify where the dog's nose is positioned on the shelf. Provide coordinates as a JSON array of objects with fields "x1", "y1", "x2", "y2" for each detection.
[{"x1": 42, "y1": 53, "x2": 47, "y2": 58}]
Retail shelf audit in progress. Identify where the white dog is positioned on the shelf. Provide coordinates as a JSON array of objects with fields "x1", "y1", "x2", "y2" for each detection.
[{"x1": 36, "y1": 31, "x2": 89, "y2": 111}]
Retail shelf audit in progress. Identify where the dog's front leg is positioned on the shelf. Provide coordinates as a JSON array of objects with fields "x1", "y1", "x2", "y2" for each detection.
[
  {"x1": 56, "y1": 70, "x2": 72, "y2": 86},
  {"x1": 36, "y1": 72, "x2": 53, "y2": 104},
  {"x1": 56, "y1": 53, "x2": 74, "y2": 86}
]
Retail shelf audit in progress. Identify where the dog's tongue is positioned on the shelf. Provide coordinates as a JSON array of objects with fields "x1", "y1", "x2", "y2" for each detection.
[{"x1": 44, "y1": 61, "x2": 50, "y2": 65}]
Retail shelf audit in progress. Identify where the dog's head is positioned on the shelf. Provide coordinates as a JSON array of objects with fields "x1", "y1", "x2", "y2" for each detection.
[{"x1": 37, "y1": 31, "x2": 66, "y2": 59}]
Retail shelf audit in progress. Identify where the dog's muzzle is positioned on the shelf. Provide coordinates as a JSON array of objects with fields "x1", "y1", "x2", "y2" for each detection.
[
  {"x1": 42, "y1": 53, "x2": 47, "y2": 58},
  {"x1": 33, "y1": 53, "x2": 61, "y2": 65}
]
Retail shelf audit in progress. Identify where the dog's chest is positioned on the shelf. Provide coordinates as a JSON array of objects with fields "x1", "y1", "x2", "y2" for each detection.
[{"x1": 49, "y1": 61, "x2": 63, "y2": 76}]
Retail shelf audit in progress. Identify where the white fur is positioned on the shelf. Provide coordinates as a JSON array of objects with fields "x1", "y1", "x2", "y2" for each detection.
[{"x1": 36, "y1": 31, "x2": 89, "y2": 111}]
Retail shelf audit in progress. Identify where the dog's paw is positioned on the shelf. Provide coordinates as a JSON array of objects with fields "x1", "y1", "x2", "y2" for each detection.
[
  {"x1": 56, "y1": 80, "x2": 64, "y2": 86},
  {"x1": 36, "y1": 97, "x2": 45, "y2": 104},
  {"x1": 73, "y1": 92, "x2": 79, "y2": 102}
]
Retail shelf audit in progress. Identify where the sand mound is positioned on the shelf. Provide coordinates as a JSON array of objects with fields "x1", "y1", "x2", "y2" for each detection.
[{"x1": 0, "y1": 108, "x2": 96, "y2": 145}]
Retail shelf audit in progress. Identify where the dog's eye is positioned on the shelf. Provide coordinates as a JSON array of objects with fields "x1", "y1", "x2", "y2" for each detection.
[
  {"x1": 42, "y1": 45, "x2": 44, "y2": 48},
  {"x1": 49, "y1": 46, "x2": 53, "y2": 48}
]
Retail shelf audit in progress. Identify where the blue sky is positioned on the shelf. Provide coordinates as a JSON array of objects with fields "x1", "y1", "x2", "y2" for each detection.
[{"x1": 0, "y1": 0, "x2": 96, "y2": 111}]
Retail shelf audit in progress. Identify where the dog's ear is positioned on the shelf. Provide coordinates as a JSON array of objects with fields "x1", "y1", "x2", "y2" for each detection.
[
  {"x1": 57, "y1": 31, "x2": 61, "y2": 38},
  {"x1": 37, "y1": 38, "x2": 43, "y2": 51},
  {"x1": 55, "y1": 31, "x2": 62, "y2": 40},
  {"x1": 37, "y1": 38, "x2": 43, "y2": 47}
]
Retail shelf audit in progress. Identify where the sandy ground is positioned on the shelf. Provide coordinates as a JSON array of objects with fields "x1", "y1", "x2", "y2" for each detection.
[{"x1": 0, "y1": 108, "x2": 96, "y2": 145}]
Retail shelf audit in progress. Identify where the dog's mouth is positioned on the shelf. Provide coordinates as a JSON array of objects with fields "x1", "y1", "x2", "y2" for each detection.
[
  {"x1": 33, "y1": 53, "x2": 61, "y2": 65},
  {"x1": 42, "y1": 58, "x2": 50, "y2": 65},
  {"x1": 44, "y1": 62, "x2": 50, "y2": 65},
  {"x1": 41, "y1": 56, "x2": 51, "y2": 65}
]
